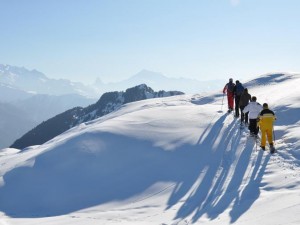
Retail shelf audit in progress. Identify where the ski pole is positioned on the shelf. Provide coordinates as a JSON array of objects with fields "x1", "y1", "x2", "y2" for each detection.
[
  {"x1": 221, "y1": 93, "x2": 225, "y2": 112},
  {"x1": 255, "y1": 136, "x2": 257, "y2": 151},
  {"x1": 273, "y1": 127, "x2": 276, "y2": 145}
]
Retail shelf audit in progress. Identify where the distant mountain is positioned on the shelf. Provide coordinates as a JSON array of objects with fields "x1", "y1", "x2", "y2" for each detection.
[
  {"x1": 0, "y1": 64, "x2": 98, "y2": 148},
  {"x1": 11, "y1": 84, "x2": 184, "y2": 149},
  {"x1": 0, "y1": 102, "x2": 36, "y2": 149},
  {"x1": 12, "y1": 94, "x2": 95, "y2": 123},
  {"x1": 0, "y1": 94, "x2": 95, "y2": 149},
  {"x1": 1, "y1": 64, "x2": 221, "y2": 97},
  {"x1": 0, "y1": 83, "x2": 34, "y2": 102},
  {"x1": 0, "y1": 64, "x2": 97, "y2": 97},
  {"x1": 93, "y1": 70, "x2": 225, "y2": 94}
]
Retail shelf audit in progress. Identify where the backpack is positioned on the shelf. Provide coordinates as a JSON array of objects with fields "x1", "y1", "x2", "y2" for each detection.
[
  {"x1": 227, "y1": 82, "x2": 235, "y2": 92},
  {"x1": 236, "y1": 83, "x2": 244, "y2": 96}
]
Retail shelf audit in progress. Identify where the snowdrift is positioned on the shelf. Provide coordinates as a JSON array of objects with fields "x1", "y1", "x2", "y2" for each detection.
[{"x1": 0, "y1": 73, "x2": 300, "y2": 225}]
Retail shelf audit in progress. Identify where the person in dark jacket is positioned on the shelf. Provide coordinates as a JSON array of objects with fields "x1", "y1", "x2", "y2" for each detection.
[
  {"x1": 239, "y1": 88, "x2": 251, "y2": 125},
  {"x1": 223, "y1": 78, "x2": 235, "y2": 113},
  {"x1": 233, "y1": 80, "x2": 244, "y2": 118}
]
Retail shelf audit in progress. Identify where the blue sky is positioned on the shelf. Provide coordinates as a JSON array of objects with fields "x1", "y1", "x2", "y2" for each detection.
[{"x1": 1, "y1": 0, "x2": 300, "y2": 84}]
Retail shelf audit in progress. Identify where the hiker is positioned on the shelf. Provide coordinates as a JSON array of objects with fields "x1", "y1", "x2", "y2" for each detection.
[
  {"x1": 239, "y1": 88, "x2": 251, "y2": 125},
  {"x1": 223, "y1": 78, "x2": 235, "y2": 113},
  {"x1": 242, "y1": 96, "x2": 262, "y2": 136},
  {"x1": 258, "y1": 103, "x2": 276, "y2": 153},
  {"x1": 233, "y1": 80, "x2": 244, "y2": 118}
]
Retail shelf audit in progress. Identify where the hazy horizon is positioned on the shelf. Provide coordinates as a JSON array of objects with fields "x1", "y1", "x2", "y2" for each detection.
[
  {"x1": 1, "y1": 0, "x2": 299, "y2": 84},
  {"x1": 1, "y1": 64, "x2": 229, "y2": 85}
]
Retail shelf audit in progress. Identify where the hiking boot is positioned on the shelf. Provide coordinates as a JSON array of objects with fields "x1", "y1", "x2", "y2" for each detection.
[
  {"x1": 260, "y1": 146, "x2": 265, "y2": 151},
  {"x1": 270, "y1": 143, "x2": 275, "y2": 154}
]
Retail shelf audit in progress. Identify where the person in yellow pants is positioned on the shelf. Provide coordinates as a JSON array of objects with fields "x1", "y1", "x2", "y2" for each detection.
[{"x1": 258, "y1": 103, "x2": 276, "y2": 153}]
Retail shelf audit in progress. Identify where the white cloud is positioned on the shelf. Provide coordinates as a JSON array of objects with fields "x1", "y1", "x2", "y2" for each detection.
[{"x1": 230, "y1": 0, "x2": 240, "y2": 6}]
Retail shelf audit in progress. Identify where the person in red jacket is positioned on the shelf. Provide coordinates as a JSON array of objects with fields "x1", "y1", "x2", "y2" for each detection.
[{"x1": 223, "y1": 78, "x2": 235, "y2": 113}]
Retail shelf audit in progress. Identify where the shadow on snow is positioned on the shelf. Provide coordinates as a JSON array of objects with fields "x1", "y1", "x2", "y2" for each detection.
[
  {"x1": 168, "y1": 114, "x2": 270, "y2": 223},
  {"x1": 0, "y1": 114, "x2": 269, "y2": 222}
]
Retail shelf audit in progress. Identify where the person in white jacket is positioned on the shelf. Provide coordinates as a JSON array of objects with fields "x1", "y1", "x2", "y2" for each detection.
[{"x1": 243, "y1": 96, "x2": 263, "y2": 136}]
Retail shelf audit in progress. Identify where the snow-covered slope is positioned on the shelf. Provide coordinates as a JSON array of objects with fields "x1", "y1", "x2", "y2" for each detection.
[
  {"x1": 10, "y1": 84, "x2": 183, "y2": 150},
  {"x1": 0, "y1": 73, "x2": 300, "y2": 225}
]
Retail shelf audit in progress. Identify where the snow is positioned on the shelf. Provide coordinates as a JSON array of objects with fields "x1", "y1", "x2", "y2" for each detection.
[{"x1": 0, "y1": 73, "x2": 300, "y2": 224}]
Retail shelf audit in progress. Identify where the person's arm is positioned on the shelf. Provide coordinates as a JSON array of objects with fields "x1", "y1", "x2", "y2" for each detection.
[
  {"x1": 239, "y1": 95, "x2": 243, "y2": 105},
  {"x1": 223, "y1": 84, "x2": 227, "y2": 94},
  {"x1": 243, "y1": 104, "x2": 249, "y2": 113},
  {"x1": 272, "y1": 111, "x2": 277, "y2": 122},
  {"x1": 233, "y1": 85, "x2": 236, "y2": 95},
  {"x1": 258, "y1": 111, "x2": 263, "y2": 127}
]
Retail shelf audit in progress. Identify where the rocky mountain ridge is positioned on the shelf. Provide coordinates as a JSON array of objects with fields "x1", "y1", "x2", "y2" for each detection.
[{"x1": 11, "y1": 84, "x2": 184, "y2": 149}]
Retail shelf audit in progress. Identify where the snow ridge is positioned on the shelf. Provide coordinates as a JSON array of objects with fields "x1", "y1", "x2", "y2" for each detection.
[
  {"x1": 10, "y1": 84, "x2": 184, "y2": 150},
  {"x1": 1, "y1": 73, "x2": 300, "y2": 225}
]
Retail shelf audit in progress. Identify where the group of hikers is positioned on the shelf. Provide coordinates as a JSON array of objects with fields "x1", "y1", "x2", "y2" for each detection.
[{"x1": 223, "y1": 78, "x2": 276, "y2": 153}]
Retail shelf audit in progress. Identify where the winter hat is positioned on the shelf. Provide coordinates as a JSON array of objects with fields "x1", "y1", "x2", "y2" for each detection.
[
  {"x1": 263, "y1": 103, "x2": 268, "y2": 109},
  {"x1": 229, "y1": 78, "x2": 233, "y2": 82},
  {"x1": 251, "y1": 96, "x2": 257, "y2": 102}
]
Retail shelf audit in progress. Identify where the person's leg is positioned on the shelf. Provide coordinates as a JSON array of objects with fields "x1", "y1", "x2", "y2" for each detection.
[
  {"x1": 240, "y1": 106, "x2": 245, "y2": 123},
  {"x1": 249, "y1": 119, "x2": 256, "y2": 135},
  {"x1": 245, "y1": 112, "x2": 249, "y2": 124},
  {"x1": 260, "y1": 128, "x2": 267, "y2": 148},
  {"x1": 255, "y1": 122, "x2": 260, "y2": 135},
  {"x1": 228, "y1": 92, "x2": 234, "y2": 110},
  {"x1": 227, "y1": 94, "x2": 231, "y2": 110},
  {"x1": 267, "y1": 128, "x2": 274, "y2": 145},
  {"x1": 235, "y1": 97, "x2": 240, "y2": 117}
]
